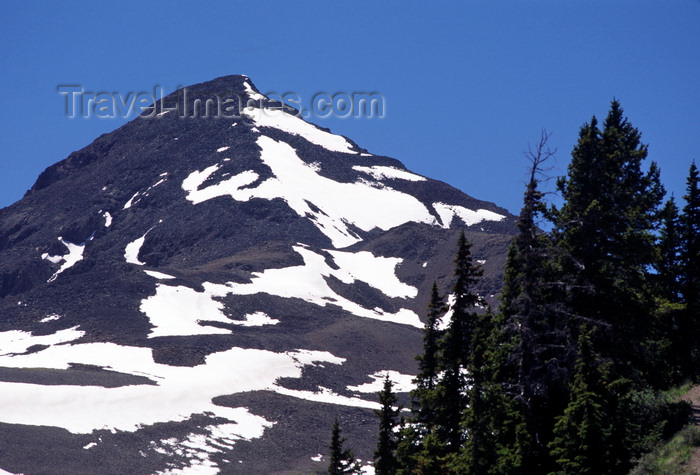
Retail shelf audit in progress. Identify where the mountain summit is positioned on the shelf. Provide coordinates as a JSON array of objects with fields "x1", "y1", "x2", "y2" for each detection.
[{"x1": 0, "y1": 75, "x2": 516, "y2": 474}]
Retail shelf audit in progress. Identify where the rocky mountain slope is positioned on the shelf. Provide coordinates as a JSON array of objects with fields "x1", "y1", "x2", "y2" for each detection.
[{"x1": 0, "y1": 75, "x2": 517, "y2": 474}]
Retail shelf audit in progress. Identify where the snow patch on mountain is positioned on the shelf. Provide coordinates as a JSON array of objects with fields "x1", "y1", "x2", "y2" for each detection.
[
  {"x1": 287, "y1": 349, "x2": 346, "y2": 367},
  {"x1": 123, "y1": 176, "x2": 169, "y2": 210},
  {"x1": 327, "y1": 249, "x2": 416, "y2": 299},
  {"x1": 270, "y1": 385, "x2": 381, "y2": 410},
  {"x1": 352, "y1": 165, "x2": 426, "y2": 182},
  {"x1": 242, "y1": 78, "x2": 266, "y2": 103},
  {"x1": 40, "y1": 314, "x2": 62, "y2": 323},
  {"x1": 182, "y1": 166, "x2": 259, "y2": 206},
  {"x1": 124, "y1": 191, "x2": 140, "y2": 209},
  {"x1": 433, "y1": 202, "x2": 505, "y2": 228},
  {"x1": 42, "y1": 236, "x2": 92, "y2": 282},
  {"x1": 0, "y1": 326, "x2": 84, "y2": 355},
  {"x1": 224, "y1": 245, "x2": 422, "y2": 327},
  {"x1": 144, "y1": 270, "x2": 176, "y2": 280},
  {"x1": 125, "y1": 232, "x2": 149, "y2": 265},
  {"x1": 442, "y1": 294, "x2": 458, "y2": 327},
  {"x1": 140, "y1": 244, "x2": 421, "y2": 336},
  {"x1": 0, "y1": 339, "x2": 341, "y2": 434},
  {"x1": 183, "y1": 136, "x2": 437, "y2": 248},
  {"x1": 347, "y1": 371, "x2": 417, "y2": 394},
  {"x1": 230, "y1": 311, "x2": 280, "y2": 327},
  {"x1": 242, "y1": 107, "x2": 355, "y2": 154},
  {"x1": 153, "y1": 410, "x2": 274, "y2": 474},
  {"x1": 141, "y1": 284, "x2": 233, "y2": 338}
]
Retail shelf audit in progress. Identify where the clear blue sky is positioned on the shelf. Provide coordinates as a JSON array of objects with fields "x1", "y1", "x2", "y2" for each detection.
[{"x1": 1, "y1": 1, "x2": 698, "y2": 215}]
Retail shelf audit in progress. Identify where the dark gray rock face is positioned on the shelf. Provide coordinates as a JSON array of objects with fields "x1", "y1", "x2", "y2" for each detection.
[{"x1": 0, "y1": 75, "x2": 517, "y2": 474}]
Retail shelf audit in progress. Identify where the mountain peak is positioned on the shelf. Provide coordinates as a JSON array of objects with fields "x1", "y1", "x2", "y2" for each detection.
[
  {"x1": 165, "y1": 74, "x2": 264, "y2": 101},
  {"x1": 0, "y1": 74, "x2": 517, "y2": 474}
]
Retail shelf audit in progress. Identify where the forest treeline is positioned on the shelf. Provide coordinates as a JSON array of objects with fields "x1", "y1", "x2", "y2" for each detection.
[{"x1": 328, "y1": 101, "x2": 700, "y2": 474}]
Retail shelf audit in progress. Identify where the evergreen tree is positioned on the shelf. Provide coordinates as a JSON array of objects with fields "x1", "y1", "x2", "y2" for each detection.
[
  {"x1": 550, "y1": 100, "x2": 664, "y2": 377},
  {"x1": 498, "y1": 131, "x2": 572, "y2": 472},
  {"x1": 679, "y1": 162, "x2": 700, "y2": 374},
  {"x1": 457, "y1": 309, "x2": 527, "y2": 475},
  {"x1": 412, "y1": 282, "x2": 445, "y2": 423},
  {"x1": 655, "y1": 197, "x2": 682, "y2": 302},
  {"x1": 680, "y1": 162, "x2": 700, "y2": 313},
  {"x1": 397, "y1": 284, "x2": 446, "y2": 473},
  {"x1": 649, "y1": 196, "x2": 686, "y2": 383},
  {"x1": 374, "y1": 376, "x2": 400, "y2": 475},
  {"x1": 328, "y1": 418, "x2": 360, "y2": 475},
  {"x1": 434, "y1": 230, "x2": 483, "y2": 451},
  {"x1": 549, "y1": 326, "x2": 612, "y2": 475}
]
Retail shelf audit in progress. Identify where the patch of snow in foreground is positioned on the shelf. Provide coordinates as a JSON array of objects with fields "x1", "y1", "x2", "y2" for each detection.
[
  {"x1": 347, "y1": 371, "x2": 417, "y2": 394},
  {"x1": 0, "y1": 336, "x2": 341, "y2": 434},
  {"x1": 433, "y1": 202, "x2": 505, "y2": 228},
  {"x1": 352, "y1": 165, "x2": 426, "y2": 182},
  {"x1": 183, "y1": 136, "x2": 437, "y2": 248},
  {"x1": 42, "y1": 236, "x2": 90, "y2": 282},
  {"x1": 242, "y1": 107, "x2": 355, "y2": 154}
]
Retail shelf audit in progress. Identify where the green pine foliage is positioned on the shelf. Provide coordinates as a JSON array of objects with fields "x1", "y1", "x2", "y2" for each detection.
[
  {"x1": 551, "y1": 101, "x2": 665, "y2": 376},
  {"x1": 498, "y1": 131, "x2": 574, "y2": 472},
  {"x1": 458, "y1": 309, "x2": 527, "y2": 475},
  {"x1": 680, "y1": 162, "x2": 700, "y2": 313},
  {"x1": 328, "y1": 418, "x2": 360, "y2": 475},
  {"x1": 656, "y1": 197, "x2": 683, "y2": 303},
  {"x1": 376, "y1": 102, "x2": 697, "y2": 475},
  {"x1": 679, "y1": 162, "x2": 700, "y2": 375},
  {"x1": 374, "y1": 377, "x2": 400, "y2": 475},
  {"x1": 549, "y1": 326, "x2": 612, "y2": 475},
  {"x1": 412, "y1": 282, "x2": 445, "y2": 424},
  {"x1": 434, "y1": 230, "x2": 483, "y2": 452}
]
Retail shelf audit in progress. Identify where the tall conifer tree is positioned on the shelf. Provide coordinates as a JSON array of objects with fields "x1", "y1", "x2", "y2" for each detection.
[
  {"x1": 497, "y1": 131, "x2": 572, "y2": 472},
  {"x1": 374, "y1": 377, "x2": 399, "y2": 475},
  {"x1": 435, "y1": 230, "x2": 483, "y2": 451},
  {"x1": 680, "y1": 162, "x2": 700, "y2": 313},
  {"x1": 549, "y1": 326, "x2": 612, "y2": 475},
  {"x1": 412, "y1": 282, "x2": 445, "y2": 423},
  {"x1": 679, "y1": 162, "x2": 700, "y2": 374},
  {"x1": 328, "y1": 419, "x2": 360, "y2": 475},
  {"x1": 656, "y1": 197, "x2": 682, "y2": 302},
  {"x1": 550, "y1": 100, "x2": 664, "y2": 375}
]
